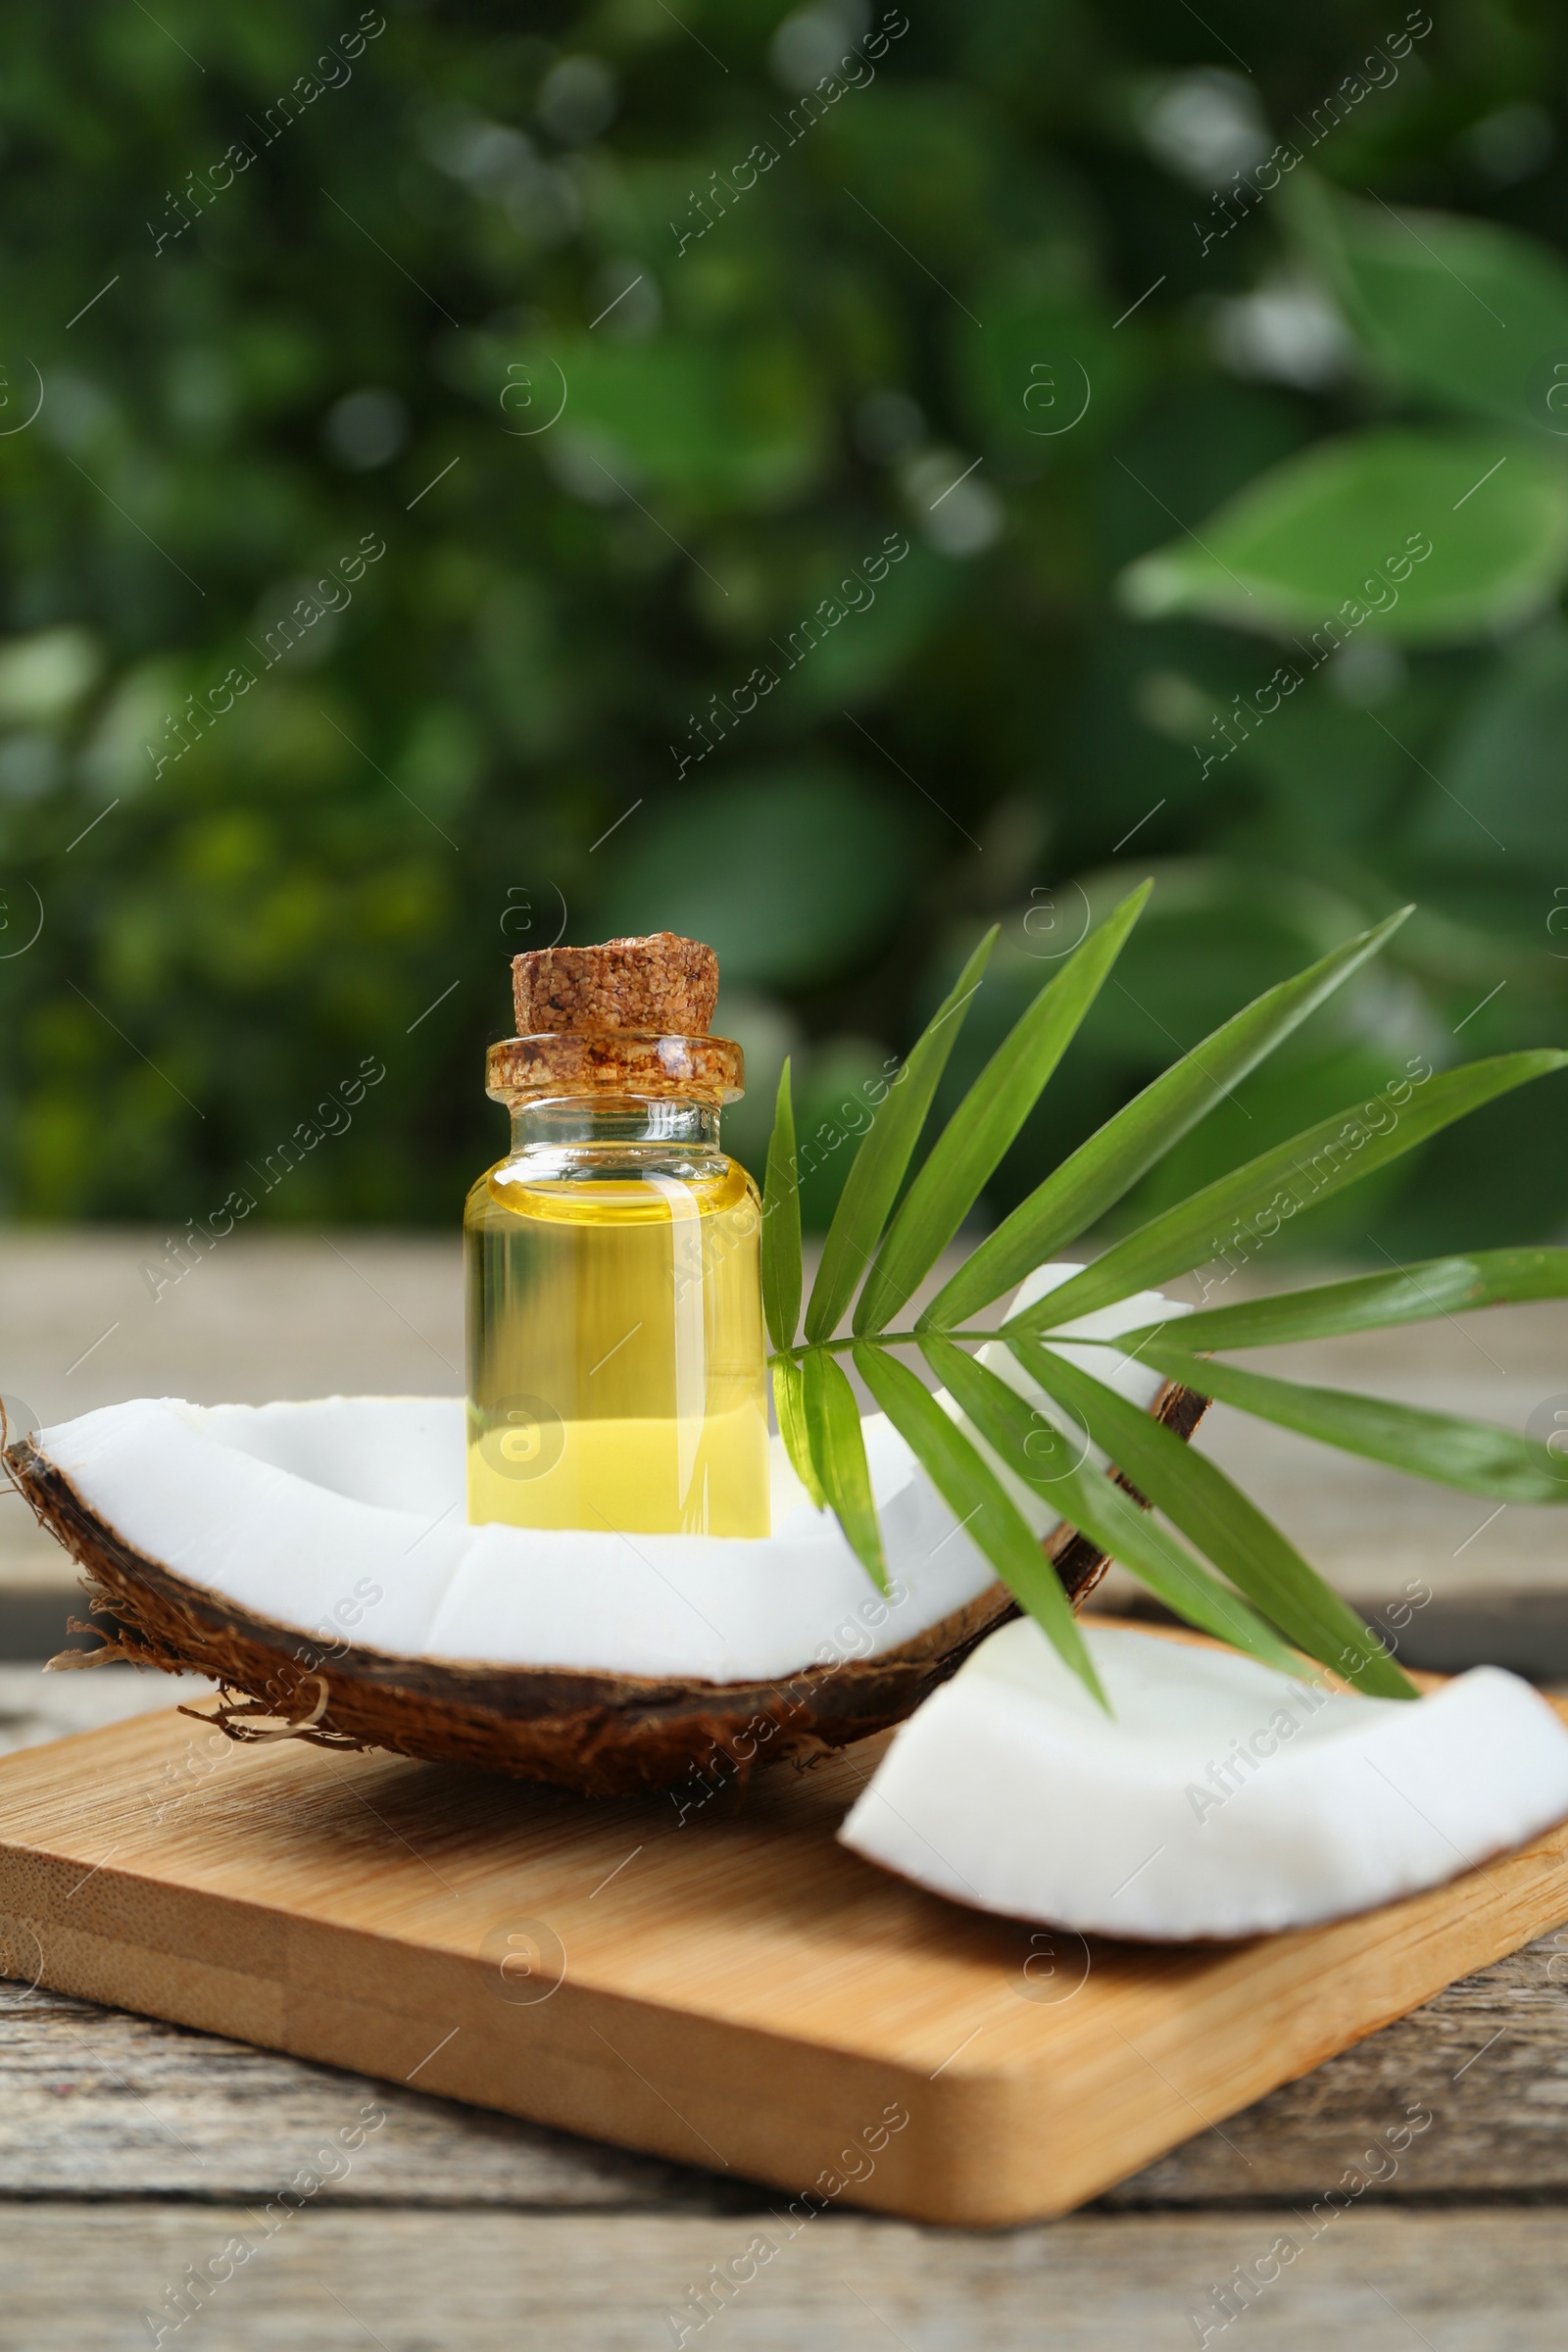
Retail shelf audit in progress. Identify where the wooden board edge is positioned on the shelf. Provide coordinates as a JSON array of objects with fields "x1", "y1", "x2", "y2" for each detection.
[{"x1": 7, "y1": 1799, "x2": 1568, "y2": 2229}]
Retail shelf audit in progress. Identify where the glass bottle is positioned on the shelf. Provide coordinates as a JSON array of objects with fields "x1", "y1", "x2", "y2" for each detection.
[{"x1": 465, "y1": 936, "x2": 769, "y2": 1539}]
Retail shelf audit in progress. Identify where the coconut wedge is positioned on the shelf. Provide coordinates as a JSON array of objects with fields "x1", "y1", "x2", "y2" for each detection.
[
  {"x1": 840, "y1": 1620, "x2": 1568, "y2": 1936},
  {"x1": 4, "y1": 1273, "x2": 1204, "y2": 1797}
]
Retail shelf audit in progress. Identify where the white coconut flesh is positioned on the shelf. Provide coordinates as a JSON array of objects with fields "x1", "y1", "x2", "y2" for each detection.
[
  {"x1": 24, "y1": 1269, "x2": 1187, "y2": 1688},
  {"x1": 839, "y1": 1620, "x2": 1568, "y2": 1937}
]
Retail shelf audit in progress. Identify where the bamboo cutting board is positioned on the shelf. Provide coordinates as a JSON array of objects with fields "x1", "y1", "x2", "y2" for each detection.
[{"x1": 3, "y1": 1672, "x2": 1568, "y2": 2227}]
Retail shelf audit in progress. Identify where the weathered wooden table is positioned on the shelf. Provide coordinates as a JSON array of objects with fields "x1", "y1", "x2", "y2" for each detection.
[{"x1": 4, "y1": 1233, "x2": 1568, "y2": 2347}]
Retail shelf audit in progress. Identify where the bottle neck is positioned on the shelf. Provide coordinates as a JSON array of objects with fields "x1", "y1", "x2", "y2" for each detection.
[{"x1": 507, "y1": 1094, "x2": 721, "y2": 1155}]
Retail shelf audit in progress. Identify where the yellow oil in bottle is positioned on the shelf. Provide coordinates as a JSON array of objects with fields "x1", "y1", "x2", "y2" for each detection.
[{"x1": 465, "y1": 1128, "x2": 770, "y2": 1538}]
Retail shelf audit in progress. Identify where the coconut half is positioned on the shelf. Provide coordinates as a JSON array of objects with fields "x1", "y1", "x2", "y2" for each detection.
[
  {"x1": 5, "y1": 1269, "x2": 1204, "y2": 1796},
  {"x1": 839, "y1": 1620, "x2": 1568, "y2": 1937}
]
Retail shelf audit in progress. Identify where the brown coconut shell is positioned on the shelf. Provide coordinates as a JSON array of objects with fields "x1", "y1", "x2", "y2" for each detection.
[{"x1": 4, "y1": 1382, "x2": 1206, "y2": 1800}]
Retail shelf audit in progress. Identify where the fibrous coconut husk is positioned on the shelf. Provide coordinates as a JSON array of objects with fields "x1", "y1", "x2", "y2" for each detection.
[{"x1": 5, "y1": 1382, "x2": 1206, "y2": 1800}]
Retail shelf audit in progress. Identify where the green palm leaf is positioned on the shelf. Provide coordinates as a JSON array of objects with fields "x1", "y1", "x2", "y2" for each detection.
[
  {"x1": 853, "y1": 880, "x2": 1151, "y2": 1337},
  {"x1": 761, "y1": 892, "x2": 1568, "y2": 1703},
  {"x1": 922, "y1": 1333, "x2": 1308, "y2": 1686},
  {"x1": 803, "y1": 927, "x2": 997, "y2": 1344},
  {"x1": 852, "y1": 1339, "x2": 1106, "y2": 1705},
  {"x1": 760, "y1": 1057, "x2": 801, "y2": 1352},
  {"x1": 771, "y1": 1356, "x2": 824, "y2": 1510},
  {"x1": 922, "y1": 907, "x2": 1412, "y2": 1329},
  {"x1": 1010, "y1": 1051, "x2": 1568, "y2": 1334},
  {"x1": 1003, "y1": 1330, "x2": 1415, "y2": 1696},
  {"x1": 1117, "y1": 1248, "x2": 1568, "y2": 1353},
  {"x1": 802, "y1": 1348, "x2": 888, "y2": 1591},
  {"x1": 1128, "y1": 1340, "x2": 1568, "y2": 1505}
]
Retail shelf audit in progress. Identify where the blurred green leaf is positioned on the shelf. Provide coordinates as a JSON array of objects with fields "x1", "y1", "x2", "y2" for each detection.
[
  {"x1": 804, "y1": 927, "x2": 996, "y2": 1343},
  {"x1": 857, "y1": 879, "x2": 1150, "y2": 1334},
  {"x1": 1119, "y1": 429, "x2": 1568, "y2": 644},
  {"x1": 926, "y1": 907, "x2": 1410, "y2": 1326},
  {"x1": 779, "y1": 545, "x2": 962, "y2": 718},
  {"x1": 1290, "y1": 175, "x2": 1568, "y2": 442},
  {"x1": 829, "y1": 84, "x2": 1005, "y2": 273},
  {"x1": 789, "y1": 1037, "x2": 898, "y2": 1235},
  {"x1": 1374, "y1": 1072, "x2": 1568, "y2": 1257},
  {"x1": 1216, "y1": 676, "x2": 1410, "y2": 847},
  {"x1": 921, "y1": 860, "x2": 1413, "y2": 1239},
  {"x1": 1115, "y1": 1036, "x2": 1443, "y2": 1246},
  {"x1": 543, "y1": 334, "x2": 832, "y2": 511},
  {"x1": 595, "y1": 764, "x2": 922, "y2": 990},
  {"x1": 1412, "y1": 625, "x2": 1568, "y2": 858},
  {"x1": 5, "y1": 4, "x2": 1568, "y2": 1252},
  {"x1": 1011, "y1": 1051, "x2": 1568, "y2": 1329},
  {"x1": 956, "y1": 275, "x2": 1145, "y2": 464}
]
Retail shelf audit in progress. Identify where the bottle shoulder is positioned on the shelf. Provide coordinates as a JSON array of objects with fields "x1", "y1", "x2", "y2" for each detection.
[{"x1": 466, "y1": 1151, "x2": 759, "y2": 1227}]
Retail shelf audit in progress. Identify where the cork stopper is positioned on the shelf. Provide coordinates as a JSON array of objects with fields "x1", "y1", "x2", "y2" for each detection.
[
  {"x1": 512, "y1": 933, "x2": 719, "y2": 1038},
  {"x1": 493, "y1": 931, "x2": 742, "y2": 1108}
]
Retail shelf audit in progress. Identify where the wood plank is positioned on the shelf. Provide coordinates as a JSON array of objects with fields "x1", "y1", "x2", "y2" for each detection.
[
  {"x1": 0, "y1": 1980, "x2": 731, "y2": 2208},
  {"x1": 1109, "y1": 1928, "x2": 1568, "y2": 2203},
  {"x1": 9, "y1": 1917, "x2": 1568, "y2": 2206},
  {"x1": 0, "y1": 2204, "x2": 1564, "y2": 2351},
  {"x1": 5, "y1": 1697, "x2": 1568, "y2": 2226}
]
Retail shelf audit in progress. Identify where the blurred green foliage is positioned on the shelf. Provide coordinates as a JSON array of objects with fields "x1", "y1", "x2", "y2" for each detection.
[{"x1": 1, "y1": 0, "x2": 1566, "y2": 1245}]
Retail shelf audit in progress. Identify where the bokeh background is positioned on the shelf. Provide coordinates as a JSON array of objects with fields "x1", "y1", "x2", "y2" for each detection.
[{"x1": 3, "y1": 0, "x2": 1567, "y2": 1252}]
